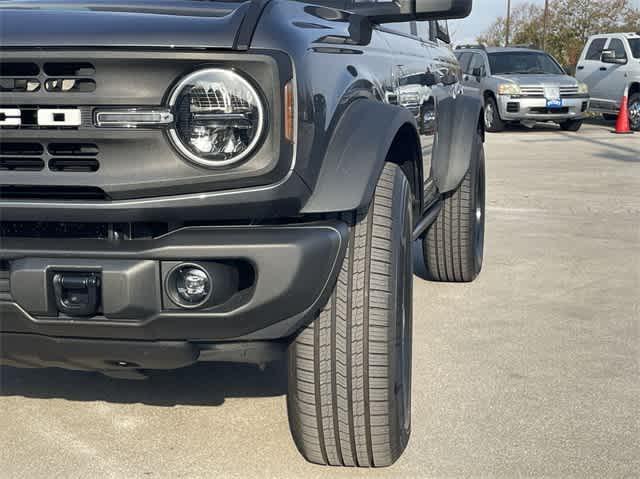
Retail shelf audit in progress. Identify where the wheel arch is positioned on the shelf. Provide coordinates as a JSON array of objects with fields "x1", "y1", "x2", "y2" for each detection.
[
  {"x1": 300, "y1": 99, "x2": 423, "y2": 214},
  {"x1": 629, "y1": 82, "x2": 640, "y2": 97}
]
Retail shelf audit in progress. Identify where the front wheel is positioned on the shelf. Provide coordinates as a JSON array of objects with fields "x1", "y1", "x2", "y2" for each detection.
[
  {"x1": 422, "y1": 135, "x2": 485, "y2": 283},
  {"x1": 287, "y1": 163, "x2": 413, "y2": 468},
  {"x1": 629, "y1": 93, "x2": 640, "y2": 132},
  {"x1": 484, "y1": 96, "x2": 505, "y2": 132},
  {"x1": 559, "y1": 119, "x2": 583, "y2": 132}
]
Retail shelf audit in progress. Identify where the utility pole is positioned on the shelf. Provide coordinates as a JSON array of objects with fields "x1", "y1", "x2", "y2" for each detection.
[
  {"x1": 505, "y1": 0, "x2": 512, "y2": 46},
  {"x1": 542, "y1": 0, "x2": 550, "y2": 50}
]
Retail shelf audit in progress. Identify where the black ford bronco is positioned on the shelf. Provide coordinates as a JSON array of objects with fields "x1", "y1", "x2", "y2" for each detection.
[{"x1": 0, "y1": 0, "x2": 484, "y2": 468}]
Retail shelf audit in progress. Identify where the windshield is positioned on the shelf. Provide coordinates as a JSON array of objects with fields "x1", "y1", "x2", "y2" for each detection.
[
  {"x1": 630, "y1": 39, "x2": 640, "y2": 59},
  {"x1": 488, "y1": 51, "x2": 565, "y2": 75}
]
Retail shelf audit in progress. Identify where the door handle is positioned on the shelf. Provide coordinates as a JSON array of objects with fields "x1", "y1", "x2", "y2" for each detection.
[
  {"x1": 577, "y1": 66, "x2": 584, "y2": 70},
  {"x1": 599, "y1": 67, "x2": 607, "y2": 71}
]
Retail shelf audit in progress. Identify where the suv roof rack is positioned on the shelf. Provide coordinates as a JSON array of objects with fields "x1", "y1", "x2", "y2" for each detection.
[
  {"x1": 455, "y1": 44, "x2": 486, "y2": 50},
  {"x1": 509, "y1": 44, "x2": 541, "y2": 50}
]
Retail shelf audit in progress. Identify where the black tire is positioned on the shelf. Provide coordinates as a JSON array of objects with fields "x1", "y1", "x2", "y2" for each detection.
[
  {"x1": 422, "y1": 138, "x2": 485, "y2": 283},
  {"x1": 287, "y1": 163, "x2": 413, "y2": 468},
  {"x1": 629, "y1": 93, "x2": 640, "y2": 132},
  {"x1": 603, "y1": 113, "x2": 618, "y2": 122},
  {"x1": 484, "y1": 95, "x2": 505, "y2": 132},
  {"x1": 559, "y1": 119, "x2": 583, "y2": 132}
]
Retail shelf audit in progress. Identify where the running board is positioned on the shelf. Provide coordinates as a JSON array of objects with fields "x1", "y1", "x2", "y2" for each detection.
[{"x1": 412, "y1": 200, "x2": 442, "y2": 241}]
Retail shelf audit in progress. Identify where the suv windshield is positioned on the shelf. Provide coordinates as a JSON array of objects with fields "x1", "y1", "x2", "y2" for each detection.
[
  {"x1": 488, "y1": 51, "x2": 564, "y2": 75},
  {"x1": 630, "y1": 39, "x2": 640, "y2": 59}
]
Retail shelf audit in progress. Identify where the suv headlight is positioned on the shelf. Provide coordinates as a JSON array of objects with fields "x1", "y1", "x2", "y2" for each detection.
[
  {"x1": 578, "y1": 83, "x2": 589, "y2": 94},
  {"x1": 168, "y1": 68, "x2": 266, "y2": 167},
  {"x1": 498, "y1": 84, "x2": 521, "y2": 96}
]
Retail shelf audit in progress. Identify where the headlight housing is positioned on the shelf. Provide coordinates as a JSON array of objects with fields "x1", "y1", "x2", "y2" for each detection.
[
  {"x1": 578, "y1": 83, "x2": 589, "y2": 94},
  {"x1": 498, "y1": 83, "x2": 521, "y2": 96},
  {"x1": 168, "y1": 68, "x2": 266, "y2": 167}
]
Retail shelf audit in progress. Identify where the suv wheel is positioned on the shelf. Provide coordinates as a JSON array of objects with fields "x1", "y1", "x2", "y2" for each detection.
[
  {"x1": 484, "y1": 96, "x2": 505, "y2": 132},
  {"x1": 288, "y1": 163, "x2": 413, "y2": 468},
  {"x1": 422, "y1": 133, "x2": 485, "y2": 282},
  {"x1": 629, "y1": 93, "x2": 640, "y2": 132},
  {"x1": 559, "y1": 119, "x2": 583, "y2": 132}
]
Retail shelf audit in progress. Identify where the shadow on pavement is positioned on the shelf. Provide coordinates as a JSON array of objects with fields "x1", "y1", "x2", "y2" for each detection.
[{"x1": 0, "y1": 359, "x2": 288, "y2": 407}]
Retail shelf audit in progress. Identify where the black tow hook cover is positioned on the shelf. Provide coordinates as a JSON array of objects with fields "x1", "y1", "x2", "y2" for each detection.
[{"x1": 52, "y1": 272, "x2": 101, "y2": 317}]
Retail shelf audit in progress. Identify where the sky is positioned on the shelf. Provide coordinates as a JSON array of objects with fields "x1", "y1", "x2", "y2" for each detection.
[{"x1": 451, "y1": 0, "x2": 640, "y2": 45}]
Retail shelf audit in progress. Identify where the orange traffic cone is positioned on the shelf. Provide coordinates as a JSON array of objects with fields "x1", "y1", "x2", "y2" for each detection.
[{"x1": 613, "y1": 86, "x2": 634, "y2": 134}]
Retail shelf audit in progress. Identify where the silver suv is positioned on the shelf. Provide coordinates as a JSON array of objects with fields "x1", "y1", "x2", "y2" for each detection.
[
  {"x1": 576, "y1": 32, "x2": 640, "y2": 131},
  {"x1": 456, "y1": 45, "x2": 590, "y2": 132}
]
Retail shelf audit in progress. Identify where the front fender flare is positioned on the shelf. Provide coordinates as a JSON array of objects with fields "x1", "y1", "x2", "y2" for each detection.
[{"x1": 301, "y1": 99, "x2": 418, "y2": 214}]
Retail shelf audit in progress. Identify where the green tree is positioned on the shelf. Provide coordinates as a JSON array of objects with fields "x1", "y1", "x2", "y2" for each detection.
[{"x1": 477, "y1": 0, "x2": 640, "y2": 71}]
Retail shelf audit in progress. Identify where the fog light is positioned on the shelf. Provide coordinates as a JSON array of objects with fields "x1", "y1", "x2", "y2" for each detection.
[{"x1": 167, "y1": 264, "x2": 213, "y2": 308}]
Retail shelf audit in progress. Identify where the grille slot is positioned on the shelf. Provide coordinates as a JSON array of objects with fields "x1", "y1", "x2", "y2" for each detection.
[
  {"x1": 48, "y1": 143, "x2": 98, "y2": 156},
  {"x1": 49, "y1": 158, "x2": 99, "y2": 172},
  {"x1": 560, "y1": 86, "x2": 579, "y2": 95},
  {"x1": 0, "y1": 142, "x2": 44, "y2": 155},
  {"x1": 0, "y1": 185, "x2": 109, "y2": 200},
  {"x1": 43, "y1": 62, "x2": 95, "y2": 76},
  {"x1": 44, "y1": 78, "x2": 96, "y2": 93},
  {"x1": 0, "y1": 78, "x2": 40, "y2": 92},
  {"x1": 0, "y1": 222, "x2": 168, "y2": 240},
  {"x1": 0, "y1": 261, "x2": 9, "y2": 301},
  {"x1": 0, "y1": 157, "x2": 45, "y2": 171},
  {"x1": 529, "y1": 107, "x2": 570, "y2": 114},
  {"x1": 0, "y1": 62, "x2": 39, "y2": 76}
]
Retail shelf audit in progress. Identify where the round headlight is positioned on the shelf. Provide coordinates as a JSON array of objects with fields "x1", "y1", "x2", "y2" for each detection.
[{"x1": 168, "y1": 68, "x2": 266, "y2": 167}]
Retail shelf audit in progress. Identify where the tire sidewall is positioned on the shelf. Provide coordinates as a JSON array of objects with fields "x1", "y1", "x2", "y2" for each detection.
[
  {"x1": 469, "y1": 139, "x2": 486, "y2": 277},
  {"x1": 388, "y1": 167, "x2": 414, "y2": 456}
]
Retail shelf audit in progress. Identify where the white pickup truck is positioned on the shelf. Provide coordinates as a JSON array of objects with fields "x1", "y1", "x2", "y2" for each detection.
[{"x1": 576, "y1": 32, "x2": 640, "y2": 130}]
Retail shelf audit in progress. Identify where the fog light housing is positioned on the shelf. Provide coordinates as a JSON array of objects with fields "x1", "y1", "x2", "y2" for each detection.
[{"x1": 166, "y1": 264, "x2": 213, "y2": 309}]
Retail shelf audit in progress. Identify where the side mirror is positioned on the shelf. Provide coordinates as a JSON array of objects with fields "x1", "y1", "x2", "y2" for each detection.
[
  {"x1": 422, "y1": 72, "x2": 437, "y2": 86},
  {"x1": 362, "y1": 0, "x2": 473, "y2": 24},
  {"x1": 472, "y1": 67, "x2": 483, "y2": 78},
  {"x1": 601, "y1": 49, "x2": 627, "y2": 65}
]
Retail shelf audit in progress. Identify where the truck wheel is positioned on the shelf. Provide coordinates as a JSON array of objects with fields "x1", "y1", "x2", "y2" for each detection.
[
  {"x1": 287, "y1": 163, "x2": 413, "y2": 468},
  {"x1": 422, "y1": 137, "x2": 485, "y2": 283},
  {"x1": 484, "y1": 96, "x2": 505, "y2": 132},
  {"x1": 559, "y1": 119, "x2": 583, "y2": 132},
  {"x1": 629, "y1": 93, "x2": 640, "y2": 132}
]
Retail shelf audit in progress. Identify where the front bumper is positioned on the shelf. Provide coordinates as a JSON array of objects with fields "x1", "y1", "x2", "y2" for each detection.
[
  {"x1": 498, "y1": 95, "x2": 590, "y2": 121},
  {"x1": 0, "y1": 223, "x2": 348, "y2": 360}
]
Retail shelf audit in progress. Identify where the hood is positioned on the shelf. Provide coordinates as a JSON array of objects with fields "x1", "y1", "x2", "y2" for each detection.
[
  {"x1": 0, "y1": 0, "x2": 252, "y2": 49},
  {"x1": 493, "y1": 74, "x2": 578, "y2": 87}
]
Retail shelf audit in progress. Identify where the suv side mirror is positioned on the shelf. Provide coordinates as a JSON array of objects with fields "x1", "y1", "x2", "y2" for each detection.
[
  {"x1": 472, "y1": 67, "x2": 483, "y2": 78},
  {"x1": 362, "y1": 0, "x2": 472, "y2": 24},
  {"x1": 601, "y1": 49, "x2": 627, "y2": 65}
]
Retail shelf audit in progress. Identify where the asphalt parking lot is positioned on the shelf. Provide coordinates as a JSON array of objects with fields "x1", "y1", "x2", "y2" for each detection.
[{"x1": 1, "y1": 120, "x2": 638, "y2": 478}]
